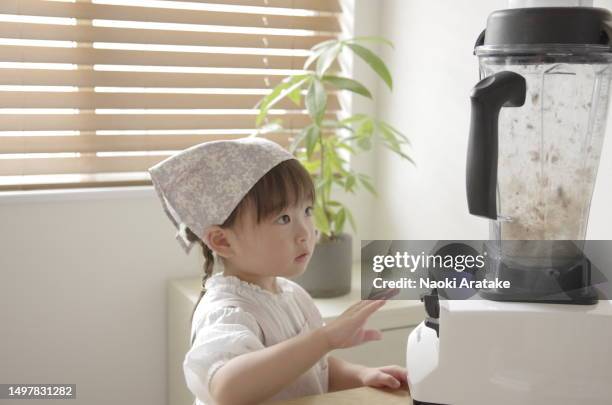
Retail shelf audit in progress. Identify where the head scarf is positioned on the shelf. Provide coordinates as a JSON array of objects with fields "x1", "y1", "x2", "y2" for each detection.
[{"x1": 148, "y1": 137, "x2": 295, "y2": 253}]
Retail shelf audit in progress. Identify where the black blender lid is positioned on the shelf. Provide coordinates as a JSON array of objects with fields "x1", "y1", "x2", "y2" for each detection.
[{"x1": 475, "y1": 7, "x2": 612, "y2": 51}]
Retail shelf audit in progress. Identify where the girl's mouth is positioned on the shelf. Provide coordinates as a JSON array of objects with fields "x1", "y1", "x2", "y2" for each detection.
[{"x1": 295, "y1": 253, "x2": 309, "y2": 263}]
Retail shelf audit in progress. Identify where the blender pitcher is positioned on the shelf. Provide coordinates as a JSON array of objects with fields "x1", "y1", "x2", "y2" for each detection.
[{"x1": 467, "y1": 7, "x2": 612, "y2": 303}]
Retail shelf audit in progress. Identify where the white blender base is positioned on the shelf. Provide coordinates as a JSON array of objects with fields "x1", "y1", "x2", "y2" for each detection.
[{"x1": 406, "y1": 299, "x2": 612, "y2": 405}]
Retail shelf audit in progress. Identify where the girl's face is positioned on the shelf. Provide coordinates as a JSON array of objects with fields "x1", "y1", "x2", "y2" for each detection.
[{"x1": 227, "y1": 199, "x2": 316, "y2": 279}]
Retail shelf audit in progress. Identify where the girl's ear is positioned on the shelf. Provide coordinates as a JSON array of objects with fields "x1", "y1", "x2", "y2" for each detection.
[{"x1": 204, "y1": 226, "x2": 235, "y2": 258}]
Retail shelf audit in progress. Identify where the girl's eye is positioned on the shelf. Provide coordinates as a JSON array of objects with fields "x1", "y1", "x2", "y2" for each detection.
[
  {"x1": 305, "y1": 206, "x2": 313, "y2": 216},
  {"x1": 276, "y1": 214, "x2": 291, "y2": 225}
]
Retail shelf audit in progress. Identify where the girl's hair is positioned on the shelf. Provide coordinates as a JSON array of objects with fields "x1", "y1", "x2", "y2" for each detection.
[{"x1": 186, "y1": 158, "x2": 315, "y2": 326}]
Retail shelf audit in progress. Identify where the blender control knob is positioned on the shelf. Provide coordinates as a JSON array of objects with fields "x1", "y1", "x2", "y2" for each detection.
[
  {"x1": 421, "y1": 289, "x2": 440, "y2": 337},
  {"x1": 420, "y1": 288, "x2": 440, "y2": 319}
]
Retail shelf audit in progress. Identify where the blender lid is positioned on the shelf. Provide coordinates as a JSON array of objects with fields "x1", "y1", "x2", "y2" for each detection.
[{"x1": 475, "y1": 7, "x2": 612, "y2": 54}]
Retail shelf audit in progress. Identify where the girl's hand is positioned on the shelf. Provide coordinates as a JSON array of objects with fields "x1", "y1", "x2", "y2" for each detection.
[
  {"x1": 359, "y1": 365, "x2": 409, "y2": 390},
  {"x1": 320, "y1": 299, "x2": 387, "y2": 350}
]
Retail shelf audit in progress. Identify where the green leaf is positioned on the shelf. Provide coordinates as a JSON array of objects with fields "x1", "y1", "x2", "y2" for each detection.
[
  {"x1": 355, "y1": 118, "x2": 374, "y2": 149},
  {"x1": 345, "y1": 208, "x2": 357, "y2": 233},
  {"x1": 326, "y1": 146, "x2": 346, "y2": 171},
  {"x1": 305, "y1": 78, "x2": 327, "y2": 123},
  {"x1": 346, "y1": 36, "x2": 394, "y2": 48},
  {"x1": 311, "y1": 39, "x2": 340, "y2": 53},
  {"x1": 303, "y1": 48, "x2": 326, "y2": 71},
  {"x1": 375, "y1": 124, "x2": 415, "y2": 165},
  {"x1": 346, "y1": 43, "x2": 393, "y2": 90},
  {"x1": 332, "y1": 177, "x2": 346, "y2": 188},
  {"x1": 322, "y1": 75, "x2": 372, "y2": 99},
  {"x1": 336, "y1": 142, "x2": 356, "y2": 155},
  {"x1": 322, "y1": 149, "x2": 333, "y2": 179},
  {"x1": 287, "y1": 86, "x2": 302, "y2": 106},
  {"x1": 301, "y1": 158, "x2": 320, "y2": 173},
  {"x1": 314, "y1": 203, "x2": 330, "y2": 236},
  {"x1": 255, "y1": 82, "x2": 289, "y2": 126},
  {"x1": 322, "y1": 174, "x2": 332, "y2": 201},
  {"x1": 383, "y1": 141, "x2": 416, "y2": 165},
  {"x1": 303, "y1": 39, "x2": 340, "y2": 70},
  {"x1": 304, "y1": 125, "x2": 320, "y2": 159},
  {"x1": 314, "y1": 176, "x2": 329, "y2": 192},
  {"x1": 377, "y1": 122, "x2": 401, "y2": 149},
  {"x1": 344, "y1": 172, "x2": 356, "y2": 192},
  {"x1": 316, "y1": 42, "x2": 342, "y2": 77},
  {"x1": 256, "y1": 75, "x2": 310, "y2": 127},
  {"x1": 377, "y1": 120, "x2": 411, "y2": 145},
  {"x1": 334, "y1": 208, "x2": 346, "y2": 235},
  {"x1": 255, "y1": 75, "x2": 296, "y2": 109},
  {"x1": 357, "y1": 137, "x2": 371, "y2": 150},
  {"x1": 316, "y1": 166, "x2": 332, "y2": 202},
  {"x1": 359, "y1": 174, "x2": 378, "y2": 196},
  {"x1": 315, "y1": 178, "x2": 331, "y2": 193},
  {"x1": 289, "y1": 125, "x2": 310, "y2": 153}
]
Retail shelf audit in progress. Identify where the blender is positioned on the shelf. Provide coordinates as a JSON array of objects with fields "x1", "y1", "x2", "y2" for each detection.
[{"x1": 406, "y1": 6, "x2": 612, "y2": 405}]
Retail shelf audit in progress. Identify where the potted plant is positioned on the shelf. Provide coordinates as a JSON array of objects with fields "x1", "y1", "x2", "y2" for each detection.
[{"x1": 255, "y1": 37, "x2": 413, "y2": 297}]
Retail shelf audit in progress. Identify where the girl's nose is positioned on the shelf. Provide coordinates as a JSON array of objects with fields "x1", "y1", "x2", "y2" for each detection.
[
  {"x1": 296, "y1": 227, "x2": 308, "y2": 243},
  {"x1": 295, "y1": 219, "x2": 312, "y2": 243}
]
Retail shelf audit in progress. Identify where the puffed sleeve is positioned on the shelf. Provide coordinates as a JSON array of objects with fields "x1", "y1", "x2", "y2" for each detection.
[{"x1": 183, "y1": 306, "x2": 265, "y2": 403}]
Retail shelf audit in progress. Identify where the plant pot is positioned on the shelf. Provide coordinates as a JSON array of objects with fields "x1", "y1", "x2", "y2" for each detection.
[{"x1": 292, "y1": 233, "x2": 352, "y2": 298}]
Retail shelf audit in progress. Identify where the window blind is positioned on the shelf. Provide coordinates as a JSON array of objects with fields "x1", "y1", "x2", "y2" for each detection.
[{"x1": 0, "y1": 0, "x2": 343, "y2": 191}]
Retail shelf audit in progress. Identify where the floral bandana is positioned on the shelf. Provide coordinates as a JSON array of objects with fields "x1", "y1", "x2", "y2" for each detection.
[{"x1": 148, "y1": 137, "x2": 295, "y2": 253}]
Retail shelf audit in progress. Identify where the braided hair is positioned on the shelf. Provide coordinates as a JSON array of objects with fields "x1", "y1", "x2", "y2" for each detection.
[{"x1": 185, "y1": 227, "x2": 215, "y2": 325}]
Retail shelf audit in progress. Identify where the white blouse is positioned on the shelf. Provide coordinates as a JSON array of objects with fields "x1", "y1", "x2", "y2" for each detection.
[{"x1": 183, "y1": 273, "x2": 329, "y2": 405}]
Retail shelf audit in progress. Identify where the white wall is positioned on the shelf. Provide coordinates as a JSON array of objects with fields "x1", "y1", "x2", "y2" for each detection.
[
  {"x1": 371, "y1": 0, "x2": 612, "y2": 240},
  {"x1": 0, "y1": 188, "x2": 200, "y2": 405}
]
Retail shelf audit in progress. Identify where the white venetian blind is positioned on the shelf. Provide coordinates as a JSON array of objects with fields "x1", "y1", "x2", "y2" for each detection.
[{"x1": 0, "y1": 0, "x2": 343, "y2": 190}]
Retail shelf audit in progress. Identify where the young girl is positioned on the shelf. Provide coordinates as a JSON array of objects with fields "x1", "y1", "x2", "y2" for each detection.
[{"x1": 149, "y1": 137, "x2": 407, "y2": 405}]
